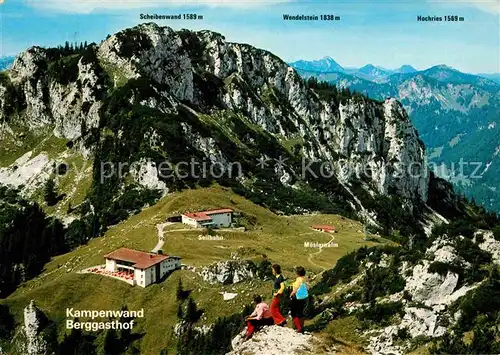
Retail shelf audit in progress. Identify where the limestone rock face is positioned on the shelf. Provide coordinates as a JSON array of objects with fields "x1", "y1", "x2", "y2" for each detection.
[
  {"x1": 199, "y1": 260, "x2": 257, "y2": 285},
  {"x1": 405, "y1": 261, "x2": 455, "y2": 305},
  {"x1": 50, "y1": 58, "x2": 102, "y2": 139},
  {"x1": 476, "y1": 230, "x2": 500, "y2": 265},
  {"x1": 5, "y1": 47, "x2": 102, "y2": 140},
  {"x1": 366, "y1": 307, "x2": 447, "y2": 355},
  {"x1": 130, "y1": 158, "x2": 168, "y2": 193},
  {"x1": 94, "y1": 23, "x2": 431, "y2": 206},
  {"x1": 403, "y1": 235, "x2": 480, "y2": 307},
  {"x1": 190, "y1": 33, "x2": 429, "y2": 203},
  {"x1": 99, "y1": 24, "x2": 429, "y2": 201},
  {"x1": 402, "y1": 307, "x2": 447, "y2": 338},
  {"x1": 10, "y1": 48, "x2": 47, "y2": 83},
  {"x1": 0, "y1": 152, "x2": 53, "y2": 195},
  {"x1": 8, "y1": 48, "x2": 51, "y2": 130},
  {"x1": 366, "y1": 325, "x2": 404, "y2": 355},
  {"x1": 24, "y1": 301, "x2": 47, "y2": 355},
  {"x1": 362, "y1": 232, "x2": 492, "y2": 354},
  {"x1": 404, "y1": 259, "x2": 476, "y2": 307},
  {"x1": 17, "y1": 300, "x2": 54, "y2": 355}
]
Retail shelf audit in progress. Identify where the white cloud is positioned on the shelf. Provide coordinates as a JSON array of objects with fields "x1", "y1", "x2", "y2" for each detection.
[
  {"x1": 25, "y1": 0, "x2": 290, "y2": 13},
  {"x1": 27, "y1": 0, "x2": 500, "y2": 15},
  {"x1": 466, "y1": 1, "x2": 499, "y2": 14},
  {"x1": 428, "y1": 0, "x2": 500, "y2": 15}
]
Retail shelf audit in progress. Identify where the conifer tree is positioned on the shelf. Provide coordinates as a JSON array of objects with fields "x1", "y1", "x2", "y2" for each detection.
[
  {"x1": 0, "y1": 305, "x2": 14, "y2": 341},
  {"x1": 103, "y1": 329, "x2": 121, "y2": 355},
  {"x1": 177, "y1": 303, "x2": 183, "y2": 319},
  {"x1": 176, "y1": 278, "x2": 185, "y2": 301},
  {"x1": 44, "y1": 178, "x2": 58, "y2": 206},
  {"x1": 185, "y1": 298, "x2": 199, "y2": 323}
]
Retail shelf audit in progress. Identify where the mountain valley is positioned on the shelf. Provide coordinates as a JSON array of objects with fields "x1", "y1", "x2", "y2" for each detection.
[{"x1": 291, "y1": 58, "x2": 500, "y2": 213}]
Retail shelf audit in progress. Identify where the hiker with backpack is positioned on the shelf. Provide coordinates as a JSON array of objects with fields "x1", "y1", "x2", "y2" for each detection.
[
  {"x1": 270, "y1": 264, "x2": 287, "y2": 326},
  {"x1": 290, "y1": 266, "x2": 308, "y2": 333}
]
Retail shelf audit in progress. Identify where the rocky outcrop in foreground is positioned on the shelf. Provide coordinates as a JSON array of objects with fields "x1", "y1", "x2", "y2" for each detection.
[{"x1": 228, "y1": 325, "x2": 331, "y2": 355}]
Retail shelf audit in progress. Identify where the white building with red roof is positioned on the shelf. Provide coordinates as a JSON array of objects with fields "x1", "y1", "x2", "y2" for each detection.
[
  {"x1": 312, "y1": 224, "x2": 336, "y2": 233},
  {"x1": 104, "y1": 248, "x2": 181, "y2": 287},
  {"x1": 181, "y1": 208, "x2": 233, "y2": 228}
]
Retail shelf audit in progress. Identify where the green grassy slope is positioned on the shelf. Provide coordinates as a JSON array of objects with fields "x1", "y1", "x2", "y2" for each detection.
[{"x1": 1, "y1": 186, "x2": 386, "y2": 354}]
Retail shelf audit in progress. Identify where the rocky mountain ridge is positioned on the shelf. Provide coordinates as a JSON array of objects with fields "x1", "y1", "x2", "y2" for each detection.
[{"x1": 0, "y1": 22, "x2": 445, "y2": 231}]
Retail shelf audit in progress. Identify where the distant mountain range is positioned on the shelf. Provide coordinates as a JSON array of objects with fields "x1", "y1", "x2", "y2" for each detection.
[
  {"x1": 0, "y1": 56, "x2": 15, "y2": 71},
  {"x1": 289, "y1": 56, "x2": 345, "y2": 73},
  {"x1": 478, "y1": 73, "x2": 500, "y2": 84},
  {"x1": 291, "y1": 57, "x2": 500, "y2": 212},
  {"x1": 289, "y1": 57, "x2": 499, "y2": 84}
]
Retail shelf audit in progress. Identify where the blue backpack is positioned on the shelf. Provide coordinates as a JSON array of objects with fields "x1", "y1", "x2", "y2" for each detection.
[{"x1": 296, "y1": 282, "x2": 309, "y2": 300}]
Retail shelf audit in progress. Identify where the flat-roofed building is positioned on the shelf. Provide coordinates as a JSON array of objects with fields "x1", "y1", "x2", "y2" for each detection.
[{"x1": 181, "y1": 208, "x2": 233, "y2": 228}]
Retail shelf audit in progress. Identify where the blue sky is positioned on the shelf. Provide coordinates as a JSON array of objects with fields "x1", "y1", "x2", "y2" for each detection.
[{"x1": 0, "y1": 0, "x2": 499, "y2": 73}]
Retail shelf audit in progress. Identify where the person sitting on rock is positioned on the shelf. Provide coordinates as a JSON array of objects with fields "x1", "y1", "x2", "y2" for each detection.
[{"x1": 244, "y1": 295, "x2": 274, "y2": 341}]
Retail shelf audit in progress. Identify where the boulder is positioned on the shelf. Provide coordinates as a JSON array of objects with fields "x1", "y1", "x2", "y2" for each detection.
[
  {"x1": 405, "y1": 261, "x2": 459, "y2": 306},
  {"x1": 199, "y1": 260, "x2": 257, "y2": 285}
]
